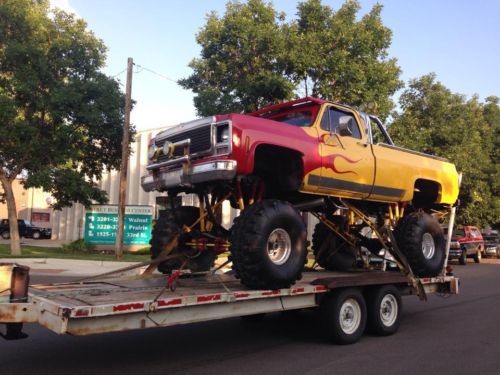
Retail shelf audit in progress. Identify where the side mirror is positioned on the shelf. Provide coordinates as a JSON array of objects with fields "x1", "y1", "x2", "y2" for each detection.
[{"x1": 336, "y1": 116, "x2": 354, "y2": 137}]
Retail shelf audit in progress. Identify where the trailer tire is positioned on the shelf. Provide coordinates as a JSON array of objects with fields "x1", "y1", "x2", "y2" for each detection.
[
  {"x1": 230, "y1": 200, "x2": 307, "y2": 289},
  {"x1": 366, "y1": 285, "x2": 402, "y2": 336},
  {"x1": 1, "y1": 231, "x2": 9, "y2": 239},
  {"x1": 150, "y1": 207, "x2": 217, "y2": 274},
  {"x1": 312, "y1": 217, "x2": 356, "y2": 271},
  {"x1": 321, "y1": 288, "x2": 367, "y2": 345},
  {"x1": 395, "y1": 212, "x2": 445, "y2": 277}
]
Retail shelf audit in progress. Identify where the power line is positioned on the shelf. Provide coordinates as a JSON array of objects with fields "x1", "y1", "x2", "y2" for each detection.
[
  {"x1": 135, "y1": 64, "x2": 178, "y2": 84},
  {"x1": 112, "y1": 68, "x2": 127, "y2": 78}
]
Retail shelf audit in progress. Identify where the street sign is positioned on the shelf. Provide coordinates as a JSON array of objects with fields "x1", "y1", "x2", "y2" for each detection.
[{"x1": 84, "y1": 205, "x2": 153, "y2": 246}]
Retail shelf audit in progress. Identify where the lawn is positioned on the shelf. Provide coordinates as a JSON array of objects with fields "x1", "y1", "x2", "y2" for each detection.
[{"x1": 0, "y1": 244, "x2": 151, "y2": 262}]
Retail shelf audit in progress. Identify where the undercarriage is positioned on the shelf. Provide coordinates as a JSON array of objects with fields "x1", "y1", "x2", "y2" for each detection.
[{"x1": 149, "y1": 178, "x2": 452, "y2": 290}]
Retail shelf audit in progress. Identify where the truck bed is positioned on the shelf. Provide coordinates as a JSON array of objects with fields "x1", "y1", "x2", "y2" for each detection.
[{"x1": 1, "y1": 270, "x2": 457, "y2": 337}]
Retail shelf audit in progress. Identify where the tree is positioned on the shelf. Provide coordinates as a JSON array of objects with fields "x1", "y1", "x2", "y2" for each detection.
[
  {"x1": 0, "y1": 0, "x2": 127, "y2": 255},
  {"x1": 291, "y1": 0, "x2": 402, "y2": 118},
  {"x1": 179, "y1": 0, "x2": 294, "y2": 115},
  {"x1": 390, "y1": 74, "x2": 499, "y2": 227},
  {"x1": 180, "y1": 0, "x2": 402, "y2": 119}
]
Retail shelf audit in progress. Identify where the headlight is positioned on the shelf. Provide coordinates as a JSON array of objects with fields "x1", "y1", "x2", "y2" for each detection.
[
  {"x1": 450, "y1": 241, "x2": 460, "y2": 249},
  {"x1": 148, "y1": 143, "x2": 158, "y2": 160},
  {"x1": 216, "y1": 124, "x2": 230, "y2": 143}
]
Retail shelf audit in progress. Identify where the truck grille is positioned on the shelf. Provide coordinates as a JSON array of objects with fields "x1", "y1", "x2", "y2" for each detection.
[{"x1": 156, "y1": 125, "x2": 212, "y2": 162}]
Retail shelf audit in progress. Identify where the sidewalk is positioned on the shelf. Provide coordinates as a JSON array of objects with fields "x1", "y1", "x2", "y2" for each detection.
[
  {"x1": 0, "y1": 238, "x2": 71, "y2": 248},
  {"x1": 0, "y1": 258, "x2": 144, "y2": 277}
]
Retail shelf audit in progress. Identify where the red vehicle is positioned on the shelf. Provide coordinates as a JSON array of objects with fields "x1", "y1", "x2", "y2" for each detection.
[{"x1": 447, "y1": 226, "x2": 484, "y2": 265}]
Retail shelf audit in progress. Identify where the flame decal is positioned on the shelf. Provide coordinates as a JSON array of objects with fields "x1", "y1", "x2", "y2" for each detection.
[{"x1": 324, "y1": 153, "x2": 361, "y2": 175}]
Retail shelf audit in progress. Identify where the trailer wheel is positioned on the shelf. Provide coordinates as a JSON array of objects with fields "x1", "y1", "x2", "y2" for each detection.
[
  {"x1": 321, "y1": 288, "x2": 367, "y2": 345},
  {"x1": 150, "y1": 207, "x2": 217, "y2": 274},
  {"x1": 394, "y1": 212, "x2": 445, "y2": 277},
  {"x1": 230, "y1": 200, "x2": 307, "y2": 289},
  {"x1": 366, "y1": 285, "x2": 402, "y2": 336},
  {"x1": 459, "y1": 249, "x2": 467, "y2": 265},
  {"x1": 312, "y1": 217, "x2": 356, "y2": 271}
]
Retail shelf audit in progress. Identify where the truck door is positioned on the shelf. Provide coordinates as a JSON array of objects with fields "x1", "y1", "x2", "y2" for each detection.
[{"x1": 315, "y1": 105, "x2": 375, "y2": 199}]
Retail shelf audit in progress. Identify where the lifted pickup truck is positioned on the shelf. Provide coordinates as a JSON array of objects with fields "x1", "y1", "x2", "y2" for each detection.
[{"x1": 141, "y1": 97, "x2": 459, "y2": 290}]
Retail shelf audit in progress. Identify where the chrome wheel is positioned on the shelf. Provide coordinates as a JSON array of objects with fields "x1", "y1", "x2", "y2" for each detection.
[
  {"x1": 339, "y1": 298, "x2": 362, "y2": 334},
  {"x1": 380, "y1": 294, "x2": 398, "y2": 327},
  {"x1": 267, "y1": 228, "x2": 291, "y2": 265},
  {"x1": 422, "y1": 232, "x2": 435, "y2": 259}
]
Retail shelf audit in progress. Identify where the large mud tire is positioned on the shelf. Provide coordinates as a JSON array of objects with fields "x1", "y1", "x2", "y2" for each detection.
[
  {"x1": 394, "y1": 212, "x2": 445, "y2": 277},
  {"x1": 230, "y1": 200, "x2": 307, "y2": 289},
  {"x1": 150, "y1": 207, "x2": 217, "y2": 274},
  {"x1": 312, "y1": 216, "x2": 356, "y2": 271}
]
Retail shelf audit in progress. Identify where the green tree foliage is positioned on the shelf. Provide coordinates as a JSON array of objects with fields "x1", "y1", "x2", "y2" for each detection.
[
  {"x1": 390, "y1": 74, "x2": 499, "y2": 227},
  {"x1": 291, "y1": 0, "x2": 402, "y2": 117},
  {"x1": 179, "y1": 0, "x2": 294, "y2": 115},
  {"x1": 180, "y1": 0, "x2": 402, "y2": 118},
  {"x1": 0, "y1": 0, "x2": 127, "y2": 254}
]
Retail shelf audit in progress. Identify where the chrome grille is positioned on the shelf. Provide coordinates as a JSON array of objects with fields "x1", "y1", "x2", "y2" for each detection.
[{"x1": 156, "y1": 125, "x2": 212, "y2": 161}]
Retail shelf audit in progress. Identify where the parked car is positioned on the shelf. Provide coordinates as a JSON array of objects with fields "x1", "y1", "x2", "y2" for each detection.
[
  {"x1": 482, "y1": 233, "x2": 499, "y2": 258},
  {"x1": 444, "y1": 225, "x2": 484, "y2": 265},
  {"x1": 0, "y1": 219, "x2": 52, "y2": 240}
]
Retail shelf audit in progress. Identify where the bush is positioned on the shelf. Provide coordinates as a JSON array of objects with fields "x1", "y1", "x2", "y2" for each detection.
[{"x1": 62, "y1": 239, "x2": 88, "y2": 254}]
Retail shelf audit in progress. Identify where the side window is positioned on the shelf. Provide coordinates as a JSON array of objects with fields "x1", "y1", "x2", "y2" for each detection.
[{"x1": 319, "y1": 107, "x2": 361, "y2": 139}]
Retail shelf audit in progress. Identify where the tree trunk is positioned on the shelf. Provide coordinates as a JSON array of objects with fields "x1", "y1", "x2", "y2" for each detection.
[{"x1": 0, "y1": 176, "x2": 21, "y2": 256}]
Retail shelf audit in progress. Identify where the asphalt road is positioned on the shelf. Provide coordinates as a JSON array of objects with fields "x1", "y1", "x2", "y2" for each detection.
[{"x1": 2, "y1": 262, "x2": 500, "y2": 375}]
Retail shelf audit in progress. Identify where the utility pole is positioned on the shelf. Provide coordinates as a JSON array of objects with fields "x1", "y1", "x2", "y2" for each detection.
[{"x1": 116, "y1": 57, "x2": 133, "y2": 261}]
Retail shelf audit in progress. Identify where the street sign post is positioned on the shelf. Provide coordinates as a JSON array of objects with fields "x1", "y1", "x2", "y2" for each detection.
[{"x1": 84, "y1": 205, "x2": 152, "y2": 246}]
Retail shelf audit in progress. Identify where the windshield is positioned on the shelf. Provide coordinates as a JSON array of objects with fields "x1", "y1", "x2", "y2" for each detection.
[{"x1": 257, "y1": 103, "x2": 320, "y2": 127}]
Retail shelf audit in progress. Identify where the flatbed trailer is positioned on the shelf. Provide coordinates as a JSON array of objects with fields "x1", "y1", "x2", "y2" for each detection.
[{"x1": 0, "y1": 266, "x2": 458, "y2": 344}]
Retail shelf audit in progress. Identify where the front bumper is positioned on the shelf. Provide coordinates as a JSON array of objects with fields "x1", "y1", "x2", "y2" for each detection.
[
  {"x1": 448, "y1": 248, "x2": 462, "y2": 259},
  {"x1": 141, "y1": 159, "x2": 237, "y2": 192},
  {"x1": 485, "y1": 246, "x2": 498, "y2": 256}
]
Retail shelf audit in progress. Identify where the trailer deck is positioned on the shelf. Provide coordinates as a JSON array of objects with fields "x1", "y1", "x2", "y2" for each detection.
[{"x1": 0, "y1": 269, "x2": 458, "y2": 338}]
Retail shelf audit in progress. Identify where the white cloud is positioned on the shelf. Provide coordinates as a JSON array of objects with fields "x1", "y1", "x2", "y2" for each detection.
[{"x1": 49, "y1": 0, "x2": 78, "y2": 16}]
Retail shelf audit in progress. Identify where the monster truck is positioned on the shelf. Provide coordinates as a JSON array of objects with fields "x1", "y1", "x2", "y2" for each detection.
[{"x1": 141, "y1": 97, "x2": 459, "y2": 289}]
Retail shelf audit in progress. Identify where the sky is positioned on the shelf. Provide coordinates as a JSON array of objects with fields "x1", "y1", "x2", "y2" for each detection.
[{"x1": 50, "y1": 0, "x2": 500, "y2": 131}]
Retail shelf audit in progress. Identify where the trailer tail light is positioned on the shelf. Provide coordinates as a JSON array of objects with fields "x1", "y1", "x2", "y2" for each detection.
[{"x1": 446, "y1": 265, "x2": 454, "y2": 276}]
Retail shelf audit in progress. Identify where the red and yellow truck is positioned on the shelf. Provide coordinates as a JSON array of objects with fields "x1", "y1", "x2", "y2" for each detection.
[{"x1": 141, "y1": 97, "x2": 460, "y2": 289}]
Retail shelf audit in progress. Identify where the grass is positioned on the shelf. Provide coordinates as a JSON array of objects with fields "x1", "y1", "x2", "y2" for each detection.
[{"x1": 0, "y1": 244, "x2": 151, "y2": 262}]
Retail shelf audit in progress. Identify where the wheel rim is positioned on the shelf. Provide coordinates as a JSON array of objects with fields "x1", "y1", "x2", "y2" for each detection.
[
  {"x1": 267, "y1": 228, "x2": 291, "y2": 265},
  {"x1": 339, "y1": 298, "x2": 362, "y2": 334},
  {"x1": 380, "y1": 294, "x2": 398, "y2": 327},
  {"x1": 422, "y1": 233, "x2": 435, "y2": 259}
]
